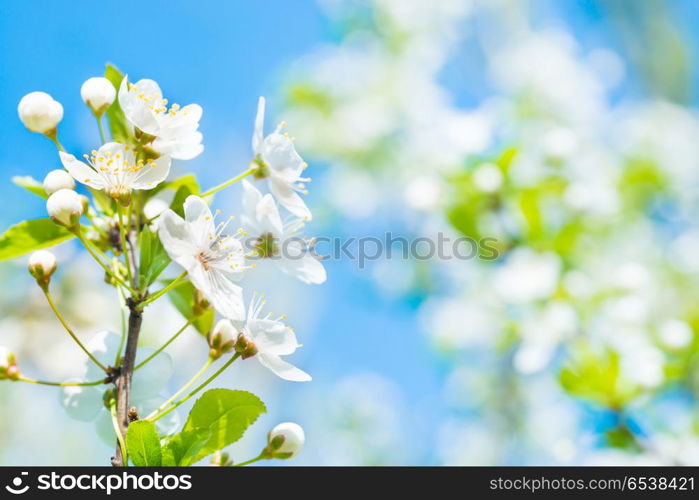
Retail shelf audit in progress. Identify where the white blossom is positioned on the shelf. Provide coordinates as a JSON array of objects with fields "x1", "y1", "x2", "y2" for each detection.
[
  {"x1": 229, "y1": 293, "x2": 311, "y2": 382},
  {"x1": 242, "y1": 180, "x2": 326, "y2": 284},
  {"x1": 119, "y1": 76, "x2": 203, "y2": 160},
  {"x1": 252, "y1": 97, "x2": 312, "y2": 220},
  {"x1": 158, "y1": 196, "x2": 246, "y2": 320},
  {"x1": 59, "y1": 142, "x2": 171, "y2": 203}
]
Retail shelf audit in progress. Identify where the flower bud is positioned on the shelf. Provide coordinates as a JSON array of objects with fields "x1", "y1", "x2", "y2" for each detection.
[
  {"x1": 235, "y1": 333, "x2": 258, "y2": 359},
  {"x1": 266, "y1": 422, "x2": 305, "y2": 459},
  {"x1": 28, "y1": 250, "x2": 57, "y2": 289},
  {"x1": 80, "y1": 77, "x2": 116, "y2": 116},
  {"x1": 208, "y1": 320, "x2": 236, "y2": 360},
  {"x1": 43, "y1": 169, "x2": 75, "y2": 196},
  {"x1": 210, "y1": 451, "x2": 233, "y2": 467},
  {"x1": 46, "y1": 188, "x2": 83, "y2": 228},
  {"x1": 0, "y1": 346, "x2": 19, "y2": 381},
  {"x1": 18, "y1": 91, "x2": 63, "y2": 134}
]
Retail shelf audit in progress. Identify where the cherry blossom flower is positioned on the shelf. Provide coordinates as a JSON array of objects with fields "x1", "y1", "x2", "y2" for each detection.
[
  {"x1": 59, "y1": 142, "x2": 171, "y2": 204},
  {"x1": 158, "y1": 195, "x2": 246, "y2": 321},
  {"x1": 251, "y1": 97, "x2": 312, "y2": 220},
  {"x1": 242, "y1": 180, "x2": 326, "y2": 284},
  {"x1": 228, "y1": 293, "x2": 311, "y2": 382},
  {"x1": 119, "y1": 76, "x2": 203, "y2": 160}
]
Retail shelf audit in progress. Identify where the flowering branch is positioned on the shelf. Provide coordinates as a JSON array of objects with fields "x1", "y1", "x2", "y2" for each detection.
[{"x1": 1, "y1": 67, "x2": 324, "y2": 468}]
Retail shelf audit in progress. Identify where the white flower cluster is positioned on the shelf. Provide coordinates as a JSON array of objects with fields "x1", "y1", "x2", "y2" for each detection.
[{"x1": 20, "y1": 73, "x2": 325, "y2": 384}]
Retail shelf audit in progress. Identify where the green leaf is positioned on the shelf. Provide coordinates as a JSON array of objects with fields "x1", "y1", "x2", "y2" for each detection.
[
  {"x1": 0, "y1": 219, "x2": 75, "y2": 261},
  {"x1": 559, "y1": 345, "x2": 641, "y2": 409},
  {"x1": 170, "y1": 184, "x2": 196, "y2": 218},
  {"x1": 183, "y1": 389, "x2": 266, "y2": 463},
  {"x1": 12, "y1": 176, "x2": 47, "y2": 199},
  {"x1": 104, "y1": 63, "x2": 134, "y2": 144},
  {"x1": 165, "y1": 279, "x2": 214, "y2": 335},
  {"x1": 126, "y1": 420, "x2": 162, "y2": 466},
  {"x1": 151, "y1": 174, "x2": 200, "y2": 198},
  {"x1": 162, "y1": 428, "x2": 211, "y2": 466},
  {"x1": 139, "y1": 227, "x2": 171, "y2": 289}
]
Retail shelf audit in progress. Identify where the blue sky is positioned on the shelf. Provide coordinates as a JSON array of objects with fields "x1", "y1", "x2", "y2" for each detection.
[{"x1": 0, "y1": 0, "x2": 328, "y2": 223}]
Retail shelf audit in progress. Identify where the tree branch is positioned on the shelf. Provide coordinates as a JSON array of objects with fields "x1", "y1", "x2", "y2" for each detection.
[
  {"x1": 112, "y1": 214, "x2": 143, "y2": 467},
  {"x1": 112, "y1": 300, "x2": 142, "y2": 467}
]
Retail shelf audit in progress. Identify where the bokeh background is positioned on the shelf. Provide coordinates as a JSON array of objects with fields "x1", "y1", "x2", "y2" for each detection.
[{"x1": 2, "y1": 0, "x2": 699, "y2": 465}]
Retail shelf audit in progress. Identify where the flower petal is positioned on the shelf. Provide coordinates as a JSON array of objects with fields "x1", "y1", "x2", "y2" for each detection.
[
  {"x1": 183, "y1": 195, "x2": 215, "y2": 246},
  {"x1": 158, "y1": 209, "x2": 198, "y2": 262},
  {"x1": 189, "y1": 266, "x2": 246, "y2": 321},
  {"x1": 132, "y1": 348, "x2": 174, "y2": 399},
  {"x1": 256, "y1": 194, "x2": 284, "y2": 237},
  {"x1": 61, "y1": 382, "x2": 104, "y2": 422},
  {"x1": 241, "y1": 180, "x2": 263, "y2": 221},
  {"x1": 268, "y1": 175, "x2": 312, "y2": 220},
  {"x1": 276, "y1": 250, "x2": 327, "y2": 285},
  {"x1": 252, "y1": 96, "x2": 265, "y2": 153},
  {"x1": 59, "y1": 152, "x2": 106, "y2": 189},
  {"x1": 130, "y1": 155, "x2": 171, "y2": 190},
  {"x1": 118, "y1": 77, "x2": 161, "y2": 135},
  {"x1": 258, "y1": 352, "x2": 311, "y2": 382},
  {"x1": 260, "y1": 133, "x2": 305, "y2": 174},
  {"x1": 84, "y1": 331, "x2": 121, "y2": 381},
  {"x1": 248, "y1": 318, "x2": 298, "y2": 356}
]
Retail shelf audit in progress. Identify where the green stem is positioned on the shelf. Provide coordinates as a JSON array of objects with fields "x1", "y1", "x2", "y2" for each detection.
[
  {"x1": 138, "y1": 271, "x2": 187, "y2": 310},
  {"x1": 134, "y1": 318, "x2": 194, "y2": 371},
  {"x1": 75, "y1": 228, "x2": 136, "y2": 294},
  {"x1": 117, "y1": 204, "x2": 135, "y2": 289},
  {"x1": 110, "y1": 400, "x2": 128, "y2": 466},
  {"x1": 46, "y1": 131, "x2": 65, "y2": 152},
  {"x1": 115, "y1": 282, "x2": 128, "y2": 365},
  {"x1": 234, "y1": 454, "x2": 265, "y2": 467},
  {"x1": 42, "y1": 289, "x2": 108, "y2": 372},
  {"x1": 146, "y1": 357, "x2": 215, "y2": 421},
  {"x1": 17, "y1": 376, "x2": 105, "y2": 387},
  {"x1": 201, "y1": 168, "x2": 255, "y2": 197},
  {"x1": 96, "y1": 115, "x2": 107, "y2": 144},
  {"x1": 148, "y1": 353, "x2": 240, "y2": 423}
]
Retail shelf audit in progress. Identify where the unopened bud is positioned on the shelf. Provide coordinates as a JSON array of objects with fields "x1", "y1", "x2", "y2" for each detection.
[
  {"x1": 28, "y1": 250, "x2": 57, "y2": 289},
  {"x1": 80, "y1": 77, "x2": 116, "y2": 116},
  {"x1": 18, "y1": 91, "x2": 63, "y2": 134},
  {"x1": 208, "y1": 320, "x2": 236, "y2": 360},
  {"x1": 43, "y1": 169, "x2": 75, "y2": 196},
  {"x1": 46, "y1": 188, "x2": 83, "y2": 228},
  {"x1": 0, "y1": 347, "x2": 18, "y2": 381},
  {"x1": 265, "y1": 422, "x2": 305, "y2": 459},
  {"x1": 211, "y1": 451, "x2": 232, "y2": 467}
]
